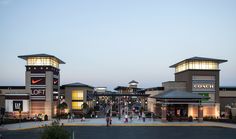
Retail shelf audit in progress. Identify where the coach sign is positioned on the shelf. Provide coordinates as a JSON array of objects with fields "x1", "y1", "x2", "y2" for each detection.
[{"x1": 192, "y1": 76, "x2": 216, "y2": 92}]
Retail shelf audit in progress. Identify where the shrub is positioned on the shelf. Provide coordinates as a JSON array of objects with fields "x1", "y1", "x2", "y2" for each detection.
[
  {"x1": 188, "y1": 116, "x2": 193, "y2": 122},
  {"x1": 41, "y1": 120, "x2": 70, "y2": 139}
]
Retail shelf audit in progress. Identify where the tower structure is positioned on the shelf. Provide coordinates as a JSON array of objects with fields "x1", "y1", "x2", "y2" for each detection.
[
  {"x1": 18, "y1": 54, "x2": 65, "y2": 119},
  {"x1": 170, "y1": 57, "x2": 227, "y2": 117}
]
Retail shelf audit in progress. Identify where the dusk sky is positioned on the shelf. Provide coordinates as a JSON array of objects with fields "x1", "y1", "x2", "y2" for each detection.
[{"x1": 1, "y1": 0, "x2": 236, "y2": 90}]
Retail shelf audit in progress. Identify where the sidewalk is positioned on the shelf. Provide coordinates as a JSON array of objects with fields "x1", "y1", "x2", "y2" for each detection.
[{"x1": 1, "y1": 118, "x2": 236, "y2": 131}]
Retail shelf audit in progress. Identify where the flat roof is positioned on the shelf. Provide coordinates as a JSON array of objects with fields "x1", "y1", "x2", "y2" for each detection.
[
  {"x1": 0, "y1": 86, "x2": 25, "y2": 89},
  {"x1": 18, "y1": 53, "x2": 65, "y2": 64},
  {"x1": 145, "y1": 87, "x2": 164, "y2": 91},
  {"x1": 220, "y1": 86, "x2": 236, "y2": 91},
  {"x1": 170, "y1": 57, "x2": 227, "y2": 68},
  {"x1": 94, "y1": 93, "x2": 149, "y2": 97}
]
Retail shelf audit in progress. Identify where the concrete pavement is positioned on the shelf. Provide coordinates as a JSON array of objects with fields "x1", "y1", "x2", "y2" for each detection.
[{"x1": 1, "y1": 118, "x2": 236, "y2": 131}]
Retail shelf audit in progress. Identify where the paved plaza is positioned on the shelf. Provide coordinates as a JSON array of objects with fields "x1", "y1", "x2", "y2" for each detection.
[{"x1": 1, "y1": 118, "x2": 236, "y2": 131}]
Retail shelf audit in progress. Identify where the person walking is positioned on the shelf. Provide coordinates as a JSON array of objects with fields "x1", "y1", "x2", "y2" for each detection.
[
  {"x1": 109, "y1": 117, "x2": 112, "y2": 125},
  {"x1": 67, "y1": 113, "x2": 71, "y2": 122},
  {"x1": 71, "y1": 113, "x2": 75, "y2": 122},
  {"x1": 125, "y1": 113, "x2": 128, "y2": 123},
  {"x1": 142, "y1": 112, "x2": 146, "y2": 122},
  {"x1": 130, "y1": 112, "x2": 133, "y2": 122},
  {"x1": 106, "y1": 116, "x2": 109, "y2": 127},
  {"x1": 106, "y1": 112, "x2": 110, "y2": 127}
]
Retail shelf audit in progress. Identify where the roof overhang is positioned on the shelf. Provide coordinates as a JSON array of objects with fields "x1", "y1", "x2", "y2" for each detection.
[
  {"x1": 170, "y1": 57, "x2": 227, "y2": 68},
  {"x1": 18, "y1": 54, "x2": 65, "y2": 64}
]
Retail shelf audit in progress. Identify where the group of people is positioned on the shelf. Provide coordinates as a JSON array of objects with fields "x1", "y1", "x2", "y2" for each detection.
[
  {"x1": 67, "y1": 113, "x2": 75, "y2": 122},
  {"x1": 123, "y1": 112, "x2": 146, "y2": 123},
  {"x1": 33, "y1": 113, "x2": 48, "y2": 121}
]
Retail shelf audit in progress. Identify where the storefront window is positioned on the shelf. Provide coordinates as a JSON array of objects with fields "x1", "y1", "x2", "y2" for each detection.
[
  {"x1": 175, "y1": 60, "x2": 219, "y2": 73},
  {"x1": 72, "y1": 90, "x2": 83, "y2": 100},
  {"x1": 26, "y1": 57, "x2": 59, "y2": 68},
  {"x1": 72, "y1": 102, "x2": 83, "y2": 110}
]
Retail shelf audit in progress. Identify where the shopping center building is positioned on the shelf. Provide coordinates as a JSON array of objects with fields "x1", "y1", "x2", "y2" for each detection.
[{"x1": 0, "y1": 54, "x2": 236, "y2": 120}]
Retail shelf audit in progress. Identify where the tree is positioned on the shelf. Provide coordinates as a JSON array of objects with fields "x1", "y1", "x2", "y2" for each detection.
[
  {"x1": 81, "y1": 102, "x2": 89, "y2": 115},
  {"x1": 57, "y1": 102, "x2": 68, "y2": 117}
]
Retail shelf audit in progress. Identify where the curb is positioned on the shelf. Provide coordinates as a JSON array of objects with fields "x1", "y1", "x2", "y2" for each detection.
[{"x1": 6, "y1": 123, "x2": 235, "y2": 131}]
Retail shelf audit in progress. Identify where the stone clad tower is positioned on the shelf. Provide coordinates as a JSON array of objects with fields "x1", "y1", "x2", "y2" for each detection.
[
  {"x1": 18, "y1": 54, "x2": 65, "y2": 119},
  {"x1": 170, "y1": 57, "x2": 227, "y2": 117}
]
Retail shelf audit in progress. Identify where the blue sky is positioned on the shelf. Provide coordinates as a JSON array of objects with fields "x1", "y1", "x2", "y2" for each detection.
[{"x1": 0, "y1": 0, "x2": 236, "y2": 90}]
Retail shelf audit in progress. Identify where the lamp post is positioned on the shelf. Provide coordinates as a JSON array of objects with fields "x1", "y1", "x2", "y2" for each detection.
[{"x1": 19, "y1": 108, "x2": 22, "y2": 128}]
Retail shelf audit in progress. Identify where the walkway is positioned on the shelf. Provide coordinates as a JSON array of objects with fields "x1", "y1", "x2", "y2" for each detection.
[{"x1": 1, "y1": 118, "x2": 236, "y2": 131}]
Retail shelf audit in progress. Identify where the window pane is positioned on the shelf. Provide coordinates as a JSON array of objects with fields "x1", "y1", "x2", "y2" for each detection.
[
  {"x1": 72, "y1": 90, "x2": 84, "y2": 100},
  {"x1": 72, "y1": 102, "x2": 83, "y2": 110}
]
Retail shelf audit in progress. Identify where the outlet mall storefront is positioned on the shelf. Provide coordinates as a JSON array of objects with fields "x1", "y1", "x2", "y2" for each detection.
[{"x1": 0, "y1": 54, "x2": 235, "y2": 121}]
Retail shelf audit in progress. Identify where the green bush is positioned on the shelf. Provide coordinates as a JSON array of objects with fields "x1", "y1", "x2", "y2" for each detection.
[{"x1": 41, "y1": 120, "x2": 70, "y2": 139}]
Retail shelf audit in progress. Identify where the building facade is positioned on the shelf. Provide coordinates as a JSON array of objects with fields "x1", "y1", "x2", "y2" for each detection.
[{"x1": 1, "y1": 55, "x2": 236, "y2": 120}]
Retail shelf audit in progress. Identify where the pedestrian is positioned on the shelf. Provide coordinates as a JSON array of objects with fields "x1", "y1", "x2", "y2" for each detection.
[
  {"x1": 125, "y1": 113, "x2": 128, "y2": 123},
  {"x1": 130, "y1": 113, "x2": 133, "y2": 122},
  {"x1": 106, "y1": 116, "x2": 109, "y2": 127},
  {"x1": 71, "y1": 113, "x2": 75, "y2": 122},
  {"x1": 142, "y1": 112, "x2": 145, "y2": 122},
  {"x1": 67, "y1": 113, "x2": 70, "y2": 122},
  {"x1": 138, "y1": 112, "x2": 141, "y2": 120},
  {"x1": 109, "y1": 117, "x2": 112, "y2": 125}
]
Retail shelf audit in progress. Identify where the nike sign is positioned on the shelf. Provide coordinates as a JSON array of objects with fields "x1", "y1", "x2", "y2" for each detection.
[{"x1": 32, "y1": 79, "x2": 42, "y2": 84}]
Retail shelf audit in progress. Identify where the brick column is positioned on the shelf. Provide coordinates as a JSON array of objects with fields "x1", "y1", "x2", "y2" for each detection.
[{"x1": 161, "y1": 104, "x2": 167, "y2": 122}]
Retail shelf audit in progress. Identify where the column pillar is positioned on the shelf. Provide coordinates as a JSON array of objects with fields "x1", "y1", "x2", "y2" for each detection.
[
  {"x1": 161, "y1": 104, "x2": 167, "y2": 122},
  {"x1": 198, "y1": 104, "x2": 203, "y2": 122}
]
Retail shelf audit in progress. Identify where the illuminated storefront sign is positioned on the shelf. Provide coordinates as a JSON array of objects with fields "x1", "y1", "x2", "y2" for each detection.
[
  {"x1": 192, "y1": 76, "x2": 216, "y2": 92},
  {"x1": 53, "y1": 78, "x2": 58, "y2": 85},
  {"x1": 31, "y1": 77, "x2": 46, "y2": 85},
  {"x1": 31, "y1": 88, "x2": 46, "y2": 96},
  {"x1": 13, "y1": 101, "x2": 23, "y2": 111},
  {"x1": 193, "y1": 84, "x2": 214, "y2": 89}
]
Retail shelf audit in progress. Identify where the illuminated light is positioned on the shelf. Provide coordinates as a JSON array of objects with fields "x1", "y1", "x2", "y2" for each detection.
[
  {"x1": 175, "y1": 61, "x2": 219, "y2": 73},
  {"x1": 193, "y1": 84, "x2": 214, "y2": 89},
  {"x1": 27, "y1": 57, "x2": 59, "y2": 68},
  {"x1": 64, "y1": 108, "x2": 69, "y2": 113},
  {"x1": 72, "y1": 102, "x2": 83, "y2": 110},
  {"x1": 72, "y1": 90, "x2": 83, "y2": 100}
]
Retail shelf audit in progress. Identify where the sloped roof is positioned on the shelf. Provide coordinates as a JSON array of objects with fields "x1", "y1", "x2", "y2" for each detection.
[
  {"x1": 151, "y1": 90, "x2": 209, "y2": 99},
  {"x1": 129, "y1": 80, "x2": 139, "y2": 84},
  {"x1": 170, "y1": 57, "x2": 227, "y2": 68},
  {"x1": 114, "y1": 86, "x2": 143, "y2": 91},
  {"x1": 18, "y1": 53, "x2": 65, "y2": 64},
  {"x1": 61, "y1": 82, "x2": 94, "y2": 89}
]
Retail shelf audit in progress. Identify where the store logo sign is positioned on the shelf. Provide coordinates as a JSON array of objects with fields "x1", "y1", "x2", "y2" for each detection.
[
  {"x1": 32, "y1": 79, "x2": 42, "y2": 84},
  {"x1": 31, "y1": 77, "x2": 45, "y2": 85},
  {"x1": 193, "y1": 84, "x2": 214, "y2": 89},
  {"x1": 31, "y1": 88, "x2": 46, "y2": 96},
  {"x1": 53, "y1": 79, "x2": 58, "y2": 85},
  {"x1": 13, "y1": 101, "x2": 23, "y2": 111}
]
